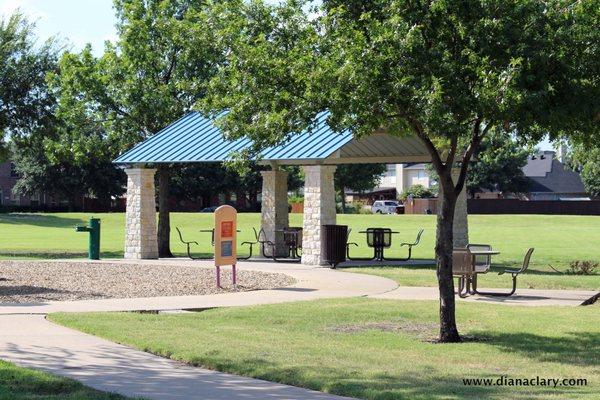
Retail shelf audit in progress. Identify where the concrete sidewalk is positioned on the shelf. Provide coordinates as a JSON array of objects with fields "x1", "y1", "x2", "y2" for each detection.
[
  {"x1": 371, "y1": 286, "x2": 597, "y2": 306},
  {"x1": 0, "y1": 314, "x2": 353, "y2": 400}
]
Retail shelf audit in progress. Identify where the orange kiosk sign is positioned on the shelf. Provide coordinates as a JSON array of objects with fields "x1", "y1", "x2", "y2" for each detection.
[{"x1": 214, "y1": 205, "x2": 237, "y2": 288}]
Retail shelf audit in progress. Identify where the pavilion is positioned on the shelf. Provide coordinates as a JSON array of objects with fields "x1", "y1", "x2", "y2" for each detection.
[{"x1": 113, "y1": 111, "x2": 469, "y2": 265}]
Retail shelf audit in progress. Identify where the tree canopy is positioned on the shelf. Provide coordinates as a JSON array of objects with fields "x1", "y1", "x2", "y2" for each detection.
[
  {"x1": 334, "y1": 164, "x2": 386, "y2": 213},
  {"x1": 466, "y1": 131, "x2": 531, "y2": 197},
  {"x1": 56, "y1": 0, "x2": 226, "y2": 255},
  {"x1": 203, "y1": 0, "x2": 599, "y2": 342},
  {"x1": 0, "y1": 13, "x2": 58, "y2": 161},
  {"x1": 568, "y1": 145, "x2": 600, "y2": 198}
]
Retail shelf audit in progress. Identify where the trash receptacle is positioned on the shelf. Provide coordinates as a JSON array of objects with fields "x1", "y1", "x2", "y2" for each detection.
[{"x1": 322, "y1": 224, "x2": 348, "y2": 269}]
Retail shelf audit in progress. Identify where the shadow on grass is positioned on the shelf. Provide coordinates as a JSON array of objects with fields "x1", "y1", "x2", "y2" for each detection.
[
  {"x1": 344, "y1": 262, "x2": 584, "y2": 279},
  {"x1": 337, "y1": 262, "x2": 437, "y2": 270},
  {"x1": 0, "y1": 360, "x2": 130, "y2": 400},
  {"x1": 472, "y1": 331, "x2": 600, "y2": 367},
  {"x1": 183, "y1": 355, "x2": 579, "y2": 400},
  {"x1": 0, "y1": 213, "x2": 85, "y2": 228}
]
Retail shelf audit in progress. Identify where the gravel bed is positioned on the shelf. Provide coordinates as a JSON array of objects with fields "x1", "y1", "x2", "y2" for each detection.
[{"x1": 0, "y1": 261, "x2": 295, "y2": 304}]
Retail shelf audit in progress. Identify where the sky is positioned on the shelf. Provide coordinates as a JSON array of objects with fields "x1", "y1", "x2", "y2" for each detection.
[{"x1": 1, "y1": 0, "x2": 554, "y2": 150}]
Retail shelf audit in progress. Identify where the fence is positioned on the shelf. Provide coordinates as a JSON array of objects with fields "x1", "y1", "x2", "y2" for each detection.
[
  {"x1": 403, "y1": 198, "x2": 600, "y2": 215},
  {"x1": 467, "y1": 199, "x2": 600, "y2": 215},
  {"x1": 404, "y1": 198, "x2": 438, "y2": 215}
]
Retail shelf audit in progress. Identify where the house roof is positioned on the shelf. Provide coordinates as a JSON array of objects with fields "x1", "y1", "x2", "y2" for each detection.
[
  {"x1": 524, "y1": 152, "x2": 586, "y2": 194},
  {"x1": 402, "y1": 163, "x2": 427, "y2": 170},
  {"x1": 113, "y1": 112, "x2": 430, "y2": 165},
  {"x1": 522, "y1": 151, "x2": 554, "y2": 177}
]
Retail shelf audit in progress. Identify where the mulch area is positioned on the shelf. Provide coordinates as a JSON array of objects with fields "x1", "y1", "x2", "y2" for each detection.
[{"x1": 0, "y1": 261, "x2": 294, "y2": 304}]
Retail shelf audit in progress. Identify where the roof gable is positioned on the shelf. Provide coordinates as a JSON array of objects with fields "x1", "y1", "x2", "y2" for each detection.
[{"x1": 114, "y1": 111, "x2": 430, "y2": 165}]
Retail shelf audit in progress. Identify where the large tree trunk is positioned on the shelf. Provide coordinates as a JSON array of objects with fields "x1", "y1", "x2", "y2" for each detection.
[
  {"x1": 157, "y1": 165, "x2": 173, "y2": 258},
  {"x1": 436, "y1": 171, "x2": 461, "y2": 343}
]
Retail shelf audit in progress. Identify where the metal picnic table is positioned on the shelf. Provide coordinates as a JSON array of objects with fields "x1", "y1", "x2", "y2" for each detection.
[
  {"x1": 273, "y1": 227, "x2": 303, "y2": 260},
  {"x1": 358, "y1": 228, "x2": 399, "y2": 261},
  {"x1": 454, "y1": 248, "x2": 500, "y2": 297}
]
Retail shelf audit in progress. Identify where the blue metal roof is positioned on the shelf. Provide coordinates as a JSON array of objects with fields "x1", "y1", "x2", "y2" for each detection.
[{"x1": 113, "y1": 111, "x2": 354, "y2": 164}]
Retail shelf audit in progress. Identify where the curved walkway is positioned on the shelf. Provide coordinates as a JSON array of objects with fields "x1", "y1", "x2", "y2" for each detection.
[
  {"x1": 0, "y1": 259, "x2": 396, "y2": 400},
  {"x1": 0, "y1": 258, "x2": 595, "y2": 400}
]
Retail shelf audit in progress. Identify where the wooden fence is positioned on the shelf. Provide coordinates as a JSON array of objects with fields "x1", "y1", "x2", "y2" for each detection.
[
  {"x1": 403, "y1": 198, "x2": 600, "y2": 215},
  {"x1": 467, "y1": 199, "x2": 600, "y2": 215}
]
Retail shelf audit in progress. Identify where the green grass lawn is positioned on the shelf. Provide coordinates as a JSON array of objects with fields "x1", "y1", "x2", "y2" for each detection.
[
  {"x1": 1, "y1": 212, "x2": 598, "y2": 289},
  {"x1": 49, "y1": 298, "x2": 600, "y2": 400},
  {"x1": 0, "y1": 359, "x2": 127, "y2": 399}
]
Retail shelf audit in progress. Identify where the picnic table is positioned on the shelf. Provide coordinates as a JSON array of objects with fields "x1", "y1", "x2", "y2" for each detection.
[
  {"x1": 358, "y1": 228, "x2": 399, "y2": 261},
  {"x1": 453, "y1": 246, "x2": 500, "y2": 297},
  {"x1": 274, "y1": 227, "x2": 303, "y2": 259},
  {"x1": 200, "y1": 228, "x2": 241, "y2": 246}
]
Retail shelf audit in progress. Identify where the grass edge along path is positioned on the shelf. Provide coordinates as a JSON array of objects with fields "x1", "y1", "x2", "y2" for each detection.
[
  {"x1": 0, "y1": 359, "x2": 130, "y2": 399},
  {"x1": 49, "y1": 298, "x2": 600, "y2": 400}
]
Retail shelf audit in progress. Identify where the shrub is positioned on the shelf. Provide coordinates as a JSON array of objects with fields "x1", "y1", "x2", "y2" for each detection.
[
  {"x1": 341, "y1": 201, "x2": 371, "y2": 214},
  {"x1": 566, "y1": 260, "x2": 598, "y2": 275},
  {"x1": 288, "y1": 194, "x2": 304, "y2": 205},
  {"x1": 398, "y1": 184, "x2": 434, "y2": 201}
]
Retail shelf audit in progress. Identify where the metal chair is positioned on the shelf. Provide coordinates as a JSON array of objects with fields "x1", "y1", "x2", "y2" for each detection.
[
  {"x1": 452, "y1": 248, "x2": 474, "y2": 298},
  {"x1": 237, "y1": 227, "x2": 260, "y2": 260},
  {"x1": 384, "y1": 229, "x2": 424, "y2": 261},
  {"x1": 176, "y1": 227, "x2": 210, "y2": 260},
  {"x1": 474, "y1": 248, "x2": 534, "y2": 296},
  {"x1": 346, "y1": 228, "x2": 373, "y2": 261}
]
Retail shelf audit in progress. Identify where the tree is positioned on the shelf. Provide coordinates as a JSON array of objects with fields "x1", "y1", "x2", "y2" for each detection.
[
  {"x1": 0, "y1": 13, "x2": 58, "y2": 159},
  {"x1": 11, "y1": 129, "x2": 125, "y2": 210},
  {"x1": 568, "y1": 145, "x2": 600, "y2": 197},
  {"x1": 334, "y1": 164, "x2": 386, "y2": 213},
  {"x1": 463, "y1": 131, "x2": 531, "y2": 197},
  {"x1": 58, "y1": 0, "x2": 224, "y2": 256},
  {"x1": 171, "y1": 163, "x2": 304, "y2": 211},
  {"x1": 203, "y1": 0, "x2": 597, "y2": 342},
  {"x1": 398, "y1": 184, "x2": 434, "y2": 201},
  {"x1": 426, "y1": 130, "x2": 533, "y2": 198}
]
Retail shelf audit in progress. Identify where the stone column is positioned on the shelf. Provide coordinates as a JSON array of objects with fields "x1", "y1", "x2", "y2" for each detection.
[
  {"x1": 301, "y1": 165, "x2": 337, "y2": 265},
  {"x1": 260, "y1": 169, "x2": 289, "y2": 257},
  {"x1": 124, "y1": 168, "x2": 159, "y2": 259},
  {"x1": 451, "y1": 168, "x2": 469, "y2": 247}
]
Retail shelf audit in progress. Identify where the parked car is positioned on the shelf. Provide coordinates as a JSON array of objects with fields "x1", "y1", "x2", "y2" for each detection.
[{"x1": 371, "y1": 200, "x2": 402, "y2": 214}]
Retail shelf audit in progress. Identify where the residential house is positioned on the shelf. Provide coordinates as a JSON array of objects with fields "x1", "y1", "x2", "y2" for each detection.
[
  {"x1": 0, "y1": 160, "x2": 56, "y2": 208},
  {"x1": 522, "y1": 151, "x2": 588, "y2": 200},
  {"x1": 346, "y1": 150, "x2": 588, "y2": 203}
]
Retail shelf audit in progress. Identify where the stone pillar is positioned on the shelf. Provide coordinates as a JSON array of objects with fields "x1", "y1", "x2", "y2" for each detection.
[
  {"x1": 260, "y1": 169, "x2": 289, "y2": 257},
  {"x1": 301, "y1": 165, "x2": 337, "y2": 265},
  {"x1": 124, "y1": 168, "x2": 159, "y2": 259},
  {"x1": 451, "y1": 168, "x2": 469, "y2": 247}
]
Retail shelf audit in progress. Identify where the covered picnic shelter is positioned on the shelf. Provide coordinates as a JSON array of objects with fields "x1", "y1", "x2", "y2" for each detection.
[{"x1": 113, "y1": 111, "x2": 469, "y2": 265}]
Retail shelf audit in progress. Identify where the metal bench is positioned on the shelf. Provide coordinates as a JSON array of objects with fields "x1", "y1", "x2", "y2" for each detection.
[{"x1": 473, "y1": 248, "x2": 535, "y2": 296}]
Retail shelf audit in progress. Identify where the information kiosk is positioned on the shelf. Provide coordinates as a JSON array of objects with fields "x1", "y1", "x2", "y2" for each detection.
[{"x1": 214, "y1": 205, "x2": 237, "y2": 288}]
